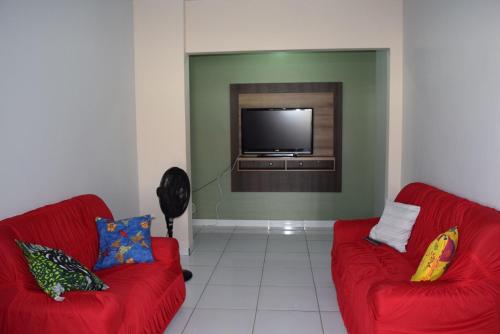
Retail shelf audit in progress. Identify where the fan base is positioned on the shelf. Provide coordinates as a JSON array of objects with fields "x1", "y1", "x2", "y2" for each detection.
[{"x1": 182, "y1": 269, "x2": 193, "y2": 282}]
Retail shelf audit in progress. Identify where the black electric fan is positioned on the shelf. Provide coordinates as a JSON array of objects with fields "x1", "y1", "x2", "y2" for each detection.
[{"x1": 156, "y1": 167, "x2": 193, "y2": 282}]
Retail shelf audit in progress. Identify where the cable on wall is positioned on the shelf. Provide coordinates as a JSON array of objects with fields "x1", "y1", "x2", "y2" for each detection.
[{"x1": 192, "y1": 158, "x2": 239, "y2": 221}]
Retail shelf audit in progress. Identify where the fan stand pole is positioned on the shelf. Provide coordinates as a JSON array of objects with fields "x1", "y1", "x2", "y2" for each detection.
[
  {"x1": 166, "y1": 218, "x2": 193, "y2": 282},
  {"x1": 167, "y1": 218, "x2": 174, "y2": 238}
]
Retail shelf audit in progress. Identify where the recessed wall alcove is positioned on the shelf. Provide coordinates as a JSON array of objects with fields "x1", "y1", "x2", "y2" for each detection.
[{"x1": 189, "y1": 51, "x2": 388, "y2": 220}]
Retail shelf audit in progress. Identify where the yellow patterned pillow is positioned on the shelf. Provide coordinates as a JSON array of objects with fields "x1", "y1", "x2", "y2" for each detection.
[{"x1": 411, "y1": 226, "x2": 458, "y2": 282}]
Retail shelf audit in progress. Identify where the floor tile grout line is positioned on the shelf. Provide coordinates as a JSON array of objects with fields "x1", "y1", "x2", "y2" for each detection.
[
  {"x1": 178, "y1": 226, "x2": 334, "y2": 333},
  {"x1": 305, "y1": 232, "x2": 326, "y2": 334},
  {"x1": 188, "y1": 306, "x2": 329, "y2": 312},
  {"x1": 256, "y1": 283, "x2": 315, "y2": 287},
  {"x1": 251, "y1": 230, "x2": 269, "y2": 334},
  {"x1": 180, "y1": 226, "x2": 236, "y2": 334}
]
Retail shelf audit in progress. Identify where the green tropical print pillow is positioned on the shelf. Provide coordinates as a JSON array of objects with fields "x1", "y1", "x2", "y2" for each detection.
[{"x1": 16, "y1": 240, "x2": 109, "y2": 301}]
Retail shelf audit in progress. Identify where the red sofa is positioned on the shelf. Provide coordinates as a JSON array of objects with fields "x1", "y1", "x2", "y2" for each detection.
[
  {"x1": 332, "y1": 182, "x2": 500, "y2": 334},
  {"x1": 0, "y1": 195, "x2": 185, "y2": 334}
]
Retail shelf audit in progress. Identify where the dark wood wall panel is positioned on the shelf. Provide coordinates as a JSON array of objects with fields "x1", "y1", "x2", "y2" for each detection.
[
  {"x1": 233, "y1": 171, "x2": 337, "y2": 192},
  {"x1": 230, "y1": 82, "x2": 342, "y2": 192}
]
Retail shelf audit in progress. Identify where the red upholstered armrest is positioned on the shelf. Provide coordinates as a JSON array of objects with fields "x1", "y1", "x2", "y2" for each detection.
[
  {"x1": 368, "y1": 280, "x2": 500, "y2": 333},
  {"x1": 333, "y1": 218, "x2": 379, "y2": 245},
  {"x1": 151, "y1": 237, "x2": 181, "y2": 267}
]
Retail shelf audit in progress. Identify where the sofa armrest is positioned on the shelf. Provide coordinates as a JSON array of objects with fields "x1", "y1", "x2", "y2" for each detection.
[
  {"x1": 368, "y1": 280, "x2": 500, "y2": 333},
  {"x1": 333, "y1": 218, "x2": 379, "y2": 245},
  {"x1": 151, "y1": 237, "x2": 181, "y2": 268}
]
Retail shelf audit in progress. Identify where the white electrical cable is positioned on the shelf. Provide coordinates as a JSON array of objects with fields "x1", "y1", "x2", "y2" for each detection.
[
  {"x1": 215, "y1": 158, "x2": 238, "y2": 222},
  {"x1": 192, "y1": 158, "x2": 239, "y2": 222}
]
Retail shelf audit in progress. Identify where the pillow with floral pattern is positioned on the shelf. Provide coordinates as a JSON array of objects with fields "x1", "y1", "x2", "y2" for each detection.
[
  {"x1": 16, "y1": 240, "x2": 108, "y2": 301},
  {"x1": 94, "y1": 215, "x2": 154, "y2": 270}
]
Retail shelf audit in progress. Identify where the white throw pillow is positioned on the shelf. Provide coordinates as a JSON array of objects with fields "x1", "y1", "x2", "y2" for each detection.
[{"x1": 369, "y1": 200, "x2": 421, "y2": 252}]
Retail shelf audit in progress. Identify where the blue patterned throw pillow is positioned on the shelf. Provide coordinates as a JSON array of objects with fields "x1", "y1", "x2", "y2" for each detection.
[{"x1": 94, "y1": 215, "x2": 154, "y2": 270}]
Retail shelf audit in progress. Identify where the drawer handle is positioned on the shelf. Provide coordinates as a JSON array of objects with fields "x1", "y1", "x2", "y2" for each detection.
[
  {"x1": 299, "y1": 162, "x2": 303, "y2": 166},
  {"x1": 269, "y1": 162, "x2": 273, "y2": 166}
]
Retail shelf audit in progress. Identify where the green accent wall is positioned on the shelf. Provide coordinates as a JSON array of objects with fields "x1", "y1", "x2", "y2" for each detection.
[{"x1": 189, "y1": 51, "x2": 387, "y2": 220}]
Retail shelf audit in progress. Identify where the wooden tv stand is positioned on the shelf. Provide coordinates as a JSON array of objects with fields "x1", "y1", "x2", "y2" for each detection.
[
  {"x1": 237, "y1": 156, "x2": 335, "y2": 172},
  {"x1": 230, "y1": 82, "x2": 342, "y2": 192}
]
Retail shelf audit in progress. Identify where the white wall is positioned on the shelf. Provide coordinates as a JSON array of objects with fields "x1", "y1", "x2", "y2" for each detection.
[
  {"x1": 403, "y1": 0, "x2": 500, "y2": 209},
  {"x1": 134, "y1": 0, "x2": 192, "y2": 254},
  {"x1": 0, "y1": 0, "x2": 139, "y2": 219},
  {"x1": 185, "y1": 0, "x2": 404, "y2": 199}
]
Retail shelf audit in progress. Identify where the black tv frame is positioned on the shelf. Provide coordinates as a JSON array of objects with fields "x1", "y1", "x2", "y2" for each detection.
[{"x1": 240, "y1": 107, "x2": 314, "y2": 156}]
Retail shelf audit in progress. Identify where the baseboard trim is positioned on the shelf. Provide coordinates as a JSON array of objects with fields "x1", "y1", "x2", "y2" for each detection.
[{"x1": 192, "y1": 219, "x2": 334, "y2": 229}]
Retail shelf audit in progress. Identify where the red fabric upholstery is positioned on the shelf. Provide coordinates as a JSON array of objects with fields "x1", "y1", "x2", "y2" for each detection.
[
  {"x1": 332, "y1": 182, "x2": 500, "y2": 334},
  {"x1": 0, "y1": 195, "x2": 185, "y2": 334}
]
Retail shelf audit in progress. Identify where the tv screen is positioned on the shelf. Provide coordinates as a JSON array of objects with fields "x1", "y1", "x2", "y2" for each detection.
[{"x1": 241, "y1": 108, "x2": 313, "y2": 155}]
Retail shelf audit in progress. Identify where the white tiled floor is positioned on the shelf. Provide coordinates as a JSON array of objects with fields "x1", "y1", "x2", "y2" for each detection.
[{"x1": 164, "y1": 226, "x2": 347, "y2": 334}]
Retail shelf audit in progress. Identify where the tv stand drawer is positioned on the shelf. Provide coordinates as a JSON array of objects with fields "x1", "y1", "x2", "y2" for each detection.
[
  {"x1": 239, "y1": 160, "x2": 285, "y2": 170},
  {"x1": 287, "y1": 159, "x2": 335, "y2": 170}
]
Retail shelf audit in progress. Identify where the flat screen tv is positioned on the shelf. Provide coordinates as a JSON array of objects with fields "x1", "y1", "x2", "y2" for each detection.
[{"x1": 241, "y1": 108, "x2": 313, "y2": 155}]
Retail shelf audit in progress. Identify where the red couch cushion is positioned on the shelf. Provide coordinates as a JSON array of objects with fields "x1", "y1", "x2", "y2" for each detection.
[
  {"x1": 333, "y1": 240, "x2": 414, "y2": 334},
  {"x1": 97, "y1": 238, "x2": 185, "y2": 333},
  {"x1": 0, "y1": 243, "x2": 185, "y2": 334},
  {"x1": 0, "y1": 285, "x2": 124, "y2": 333}
]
